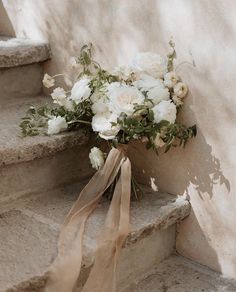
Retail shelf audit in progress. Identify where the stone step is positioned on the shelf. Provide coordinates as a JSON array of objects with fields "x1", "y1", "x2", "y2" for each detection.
[
  {"x1": 0, "y1": 184, "x2": 190, "y2": 291},
  {"x1": 0, "y1": 37, "x2": 50, "y2": 102},
  {"x1": 124, "y1": 255, "x2": 236, "y2": 292},
  {"x1": 0, "y1": 96, "x2": 92, "y2": 203}
]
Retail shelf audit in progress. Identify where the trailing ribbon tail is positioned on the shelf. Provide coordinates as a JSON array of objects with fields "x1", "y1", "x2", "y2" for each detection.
[{"x1": 44, "y1": 148, "x2": 126, "y2": 292}]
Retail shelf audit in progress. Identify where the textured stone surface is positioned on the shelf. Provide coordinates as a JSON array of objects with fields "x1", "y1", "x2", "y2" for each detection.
[
  {"x1": 0, "y1": 184, "x2": 190, "y2": 291},
  {"x1": 0, "y1": 64, "x2": 43, "y2": 101},
  {"x1": 0, "y1": 37, "x2": 50, "y2": 68},
  {"x1": 0, "y1": 96, "x2": 89, "y2": 166},
  {"x1": 124, "y1": 255, "x2": 236, "y2": 292}
]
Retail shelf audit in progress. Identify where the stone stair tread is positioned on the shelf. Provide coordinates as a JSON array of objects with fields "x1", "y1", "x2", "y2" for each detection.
[
  {"x1": 0, "y1": 182, "x2": 190, "y2": 291},
  {"x1": 124, "y1": 255, "x2": 236, "y2": 292},
  {"x1": 0, "y1": 96, "x2": 88, "y2": 166},
  {"x1": 0, "y1": 37, "x2": 50, "y2": 68}
]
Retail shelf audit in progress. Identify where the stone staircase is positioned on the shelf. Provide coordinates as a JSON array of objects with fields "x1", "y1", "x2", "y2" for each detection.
[{"x1": 0, "y1": 37, "x2": 236, "y2": 292}]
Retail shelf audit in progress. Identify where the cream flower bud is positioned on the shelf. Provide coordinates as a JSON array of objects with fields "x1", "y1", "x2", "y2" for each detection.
[
  {"x1": 173, "y1": 82, "x2": 188, "y2": 98},
  {"x1": 43, "y1": 73, "x2": 55, "y2": 88},
  {"x1": 89, "y1": 147, "x2": 105, "y2": 170}
]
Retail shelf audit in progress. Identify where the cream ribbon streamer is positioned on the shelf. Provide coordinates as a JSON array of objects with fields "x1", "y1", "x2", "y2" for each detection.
[{"x1": 45, "y1": 147, "x2": 131, "y2": 292}]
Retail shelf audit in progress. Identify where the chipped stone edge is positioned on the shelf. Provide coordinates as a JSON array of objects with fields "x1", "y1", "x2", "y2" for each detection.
[
  {"x1": 4, "y1": 197, "x2": 191, "y2": 291},
  {"x1": 0, "y1": 130, "x2": 90, "y2": 167}
]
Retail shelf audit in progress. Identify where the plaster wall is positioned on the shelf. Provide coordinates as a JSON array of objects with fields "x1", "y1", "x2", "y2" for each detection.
[{"x1": 1, "y1": 0, "x2": 236, "y2": 279}]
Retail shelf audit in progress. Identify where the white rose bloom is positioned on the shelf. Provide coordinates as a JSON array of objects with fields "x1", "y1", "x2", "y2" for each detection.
[
  {"x1": 152, "y1": 100, "x2": 177, "y2": 124},
  {"x1": 172, "y1": 94, "x2": 183, "y2": 107},
  {"x1": 164, "y1": 71, "x2": 179, "y2": 88},
  {"x1": 92, "y1": 113, "x2": 120, "y2": 140},
  {"x1": 47, "y1": 116, "x2": 68, "y2": 135},
  {"x1": 43, "y1": 73, "x2": 55, "y2": 88},
  {"x1": 147, "y1": 85, "x2": 170, "y2": 105},
  {"x1": 108, "y1": 85, "x2": 145, "y2": 116},
  {"x1": 173, "y1": 82, "x2": 188, "y2": 98},
  {"x1": 89, "y1": 147, "x2": 105, "y2": 170},
  {"x1": 154, "y1": 133, "x2": 165, "y2": 148},
  {"x1": 51, "y1": 87, "x2": 67, "y2": 106},
  {"x1": 134, "y1": 74, "x2": 163, "y2": 91},
  {"x1": 105, "y1": 82, "x2": 121, "y2": 94},
  {"x1": 131, "y1": 52, "x2": 167, "y2": 78},
  {"x1": 71, "y1": 77, "x2": 91, "y2": 104}
]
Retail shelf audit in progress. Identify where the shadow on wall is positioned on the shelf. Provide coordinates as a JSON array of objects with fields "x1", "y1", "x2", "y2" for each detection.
[{"x1": 0, "y1": 1, "x2": 15, "y2": 36}]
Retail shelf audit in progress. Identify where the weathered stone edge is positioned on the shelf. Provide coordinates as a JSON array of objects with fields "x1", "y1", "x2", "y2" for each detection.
[
  {"x1": 0, "y1": 39, "x2": 51, "y2": 68},
  {"x1": 4, "y1": 197, "x2": 191, "y2": 292},
  {"x1": 0, "y1": 130, "x2": 90, "y2": 167}
]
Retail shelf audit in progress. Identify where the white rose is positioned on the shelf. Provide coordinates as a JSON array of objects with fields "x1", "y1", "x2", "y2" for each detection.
[
  {"x1": 51, "y1": 87, "x2": 67, "y2": 106},
  {"x1": 173, "y1": 82, "x2": 188, "y2": 98},
  {"x1": 134, "y1": 73, "x2": 163, "y2": 91},
  {"x1": 92, "y1": 113, "x2": 120, "y2": 140},
  {"x1": 43, "y1": 73, "x2": 55, "y2": 88},
  {"x1": 147, "y1": 84, "x2": 170, "y2": 105},
  {"x1": 164, "y1": 71, "x2": 179, "y2": 88},
  {"x1": 154, "y1": 133, "x2": 165, "y2": 148},
  {"x1": 172, "y1": 94, "x2": 183, "y2": 107},
  {"x1": 71, "y1": 76, "x2": 91, "y2": 104},
  {"x1": 47, "y1": 116, "x2": 68, "y2": 135},
  {"x1": 131, "y1": 52, "x2": 167, "y2": 78},
  {"x1": 89, "y1": 147, "x2": 105, "y2": 170},
  {"x1": 152, "y1": 100, "x2": 177, "y2": 124},
  {"x1": 108, "y1": 85, "x2": 145, "y2": 116}
]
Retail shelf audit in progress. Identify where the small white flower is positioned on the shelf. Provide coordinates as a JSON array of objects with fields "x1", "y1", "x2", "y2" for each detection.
[
  {"x1": 147, "y1": 85, "x2": 170, "y2": 105},
  {"x1": 71, "y1": 77, "x2": 91, "y2": 104},
  {"x1": 43, "y1": 73, "x2": 55, "y2": 88},
  {"x1": 89, "y1": 147, "x2": 105, "y2": 170},
  {"x1": 173, "y1": 82, "x2": 188, "y2": 98},
  {"x1": 131, "y1": 52, "x2": 167, "y2": 78},
  {"x1": 172, "y1": 94, "x2": 184, "y2": 107},
  {"x1": 91, "y1": 93, "x2": 109, "y2": 114},
  {"x1": 154, "y1": 133, "x2": 165, "y2": 148},
  {"x1": 164, "y1": 71, "x2": 179, "y2": 88},
  {"x1": 47, "y1": 116, "x2": 68, "y2": 135},
  {"x1": 92, "y1": 113, "x2": 120, "y2": 140},
  {"x1": 51, "y1": 87, "x2": 67, "y2": 106},
  {"x1": 108, "y1": 84, "x2": 145, "y2": 116},
  {"x1": 150, "y1": 177, "x2": 158, "y2": 192},
  {"x1": 112, "y1": 66, "x2": 134, "y2": 80},
  {"x1": 152, "y1": 100, "x2": 177, "y2": 124}
]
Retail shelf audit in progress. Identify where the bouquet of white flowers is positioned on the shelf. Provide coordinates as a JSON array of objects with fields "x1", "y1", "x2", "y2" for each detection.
[{"x1": 20, "y1": 42, "x2": 196, "y2": 292}]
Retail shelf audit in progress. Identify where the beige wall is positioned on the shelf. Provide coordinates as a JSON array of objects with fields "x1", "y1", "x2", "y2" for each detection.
[{"x1": 2, "y1": 0, "x2": 236, "y2": 279}]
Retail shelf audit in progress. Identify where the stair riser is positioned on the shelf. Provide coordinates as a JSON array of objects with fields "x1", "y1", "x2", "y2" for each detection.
[
  {"x1": 0, "y1": 64, "x2": 43, "y2": 102},
  {"x1": 77, "y1": 226, "x2": 176, "y2": 291},
  {"x1": 0, "y1": 145, "x2": 94, "y2": 204}
]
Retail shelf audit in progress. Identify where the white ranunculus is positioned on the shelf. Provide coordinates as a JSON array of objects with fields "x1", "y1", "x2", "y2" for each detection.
[
  {"x1": 152, "y1": 100, "x2": 177, "y2": 124},
  {"x1": 92, "y1": 113, "x2": 120, "y2": 140},
  {"x1": 154, "y1": 133, "x2": 165, "y2": 148},
  {"x1": 89, "y1": 147, "x2": 105, "y2": 170},
  {"x1": 131, "y1": 52, "x2": 167, "y2": 78},
  {"x1": 173, "y1": 82, "x2": 188, "y2": 98},
  {"x1": 51, "y1": 87, "x2": 67, "y2": 106},
  {"x1": 71, "y1": 77, "x2": 91, "y2": 104},
  {"x1": 108, "y1": 85, "x2": 145, "y2": 116},
  {"x1": 43, "y1": 73, "x2": 55, "y2": 88},
  {"x1": 164, "y1": 71, "x2": 179, "y2": 88},
  {"x1": 172, "y1": 94, "x2": 183, "y2": 107},
  {"x1": 147, "y1": 84, "x2": 170, "y2": 105},
  {"x1": 47, "y1": 116, "x2": 68, "y2": 135},
  {"x1": 134, "y1": 74, "x2": 163, "y2": 91}
]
